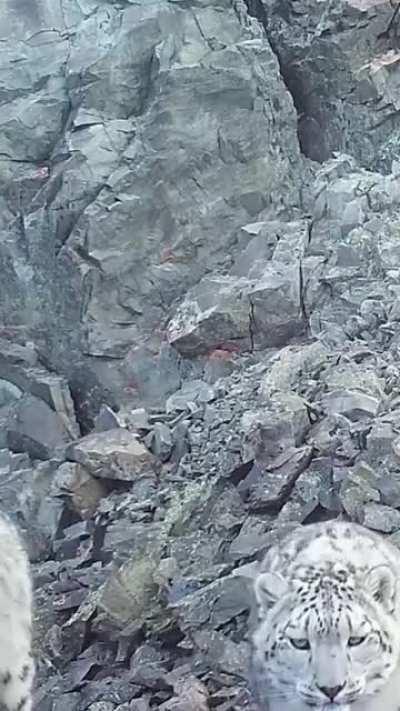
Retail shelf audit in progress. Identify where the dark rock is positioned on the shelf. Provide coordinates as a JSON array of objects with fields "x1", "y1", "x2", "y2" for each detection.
[
  {"x1": 171, "y1": 574, "x2": 251, "y2": 633},
  {"x1": 7, "y1": 395, "x2": 73, "y2": 460},
  {"x1": 243, "y1": 446, "x2": 314, "y2": 512},
  {"x1": 94, "y1": 405, "x2": 122, "y2": 433},
  {"x1": 147, "y1": 423, "x2": 173, "y2": 463}
]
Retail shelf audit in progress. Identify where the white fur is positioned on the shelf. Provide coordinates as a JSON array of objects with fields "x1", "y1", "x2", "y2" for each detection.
[
  {"x1": 251, "y1": 520, "x2": 400, "y2": 710},
  {"x1": 0, "y1": 516, "x2": 33, "y2": 711}
]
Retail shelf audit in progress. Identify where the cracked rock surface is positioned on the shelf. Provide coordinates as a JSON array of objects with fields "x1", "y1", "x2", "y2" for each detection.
[{"x1": 2, "y1": 0, "x2": 400, "y2": 709}]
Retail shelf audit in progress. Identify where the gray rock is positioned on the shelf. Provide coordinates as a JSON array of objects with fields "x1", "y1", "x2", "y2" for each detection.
[
  {"x1": 320, "y1": 389, "x2": 380, "y2": 420},
  {"x1": 51, "y1": 462, "x2": 106, "y2": 518},
  {"x1": 248, "y1": 262, "x2": 305, "y2": 348},
  {"x1": 158, "y1": 670, "x2": 209, "y2": 711},
  {"x1": 171, "y1": 574, "x2": 251, "y2": 633},
  {"x1": 260, "y1": 342, "x2": 329, "y2": 398},
  {"x1": 168, "y1": 259, "x2": 305, "y2": 356},
  {"x1": 259, "y1": 0, "x2": 400, "y2": 171},
  {"x1": 128, "y1": 408, "x2": 150, "y2": 431},
  {"x1": 366, "y1": 421, "x2": 396, "y2": 467},
  {"x1": 0, "y1": 379, "x2": 22, "y2": 407},
  {"x1": 96, "y1": 553, "x2": 166, "y2": 636},
  {"x1": 363, "y1": 503, "x2": 400, "y2": 533},
  {"x1": 148, "y1": 424, "x2": 173, "y2": 463},
  {"x1": 229, "y1": 517, "x2": 270, "y2": 561},
  {"x1": 167, "y1": 276, "x2": 251, "y2": 357},
  {"x1": 0, "y1": 344, "x2": 79, "y2": 438},
  {"x1": 166, "y1": 380, "x2": 215, "y2": 413},
  {"x1": 0, "y1": 0, "x2": 302, "y2": 407},
  {"x1": 94, "y1": 405, "x2": 122, "y2": 433},
  {"x1": 7, "y1": 394, "x2": 73, "y2": 460},
  {"x1": 240, "y1": 398, "x2": 310, "y2": 464},
  {"x1": 193, "y1": 629, "x2": 249, "y2": 680},
  {"x1": 66, "y1": 429, "x2": 156, "y2": 481},
  {"x1": 376, "y1": 476, "x2": 400, "y2": 509},
  {"x1": 124, "y1": 345, "x2": 182, "y2": 408},
  {"x1": 243, "y1": 446, "x2": 314, "y2": 512}
]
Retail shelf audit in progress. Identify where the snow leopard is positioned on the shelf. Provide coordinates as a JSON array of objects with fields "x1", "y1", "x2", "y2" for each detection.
[
  {"x1": 250, "y1": 520, "x2": 400, "y2": 711},
  {"x1": 0, "y1": 515, "x2": 33, "y2": 711}
]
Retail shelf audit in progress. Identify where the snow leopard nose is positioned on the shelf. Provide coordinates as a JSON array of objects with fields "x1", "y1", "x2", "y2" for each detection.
[{"x1": 318, "y1": 684, "x2": 344, "y2": 701}]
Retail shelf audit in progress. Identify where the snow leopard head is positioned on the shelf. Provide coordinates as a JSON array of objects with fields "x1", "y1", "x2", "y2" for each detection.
[{"x1": 251, "y1": 561, "x2": 399, "y2": 708}]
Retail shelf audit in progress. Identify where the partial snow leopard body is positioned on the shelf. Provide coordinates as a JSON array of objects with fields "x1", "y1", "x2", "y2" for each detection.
[
  {"x1": 0, "y1": 515, "x2": 33, "y2": 711},
  {"x1": 251, "y1": 520, "x2": 400, "y2": 711}
]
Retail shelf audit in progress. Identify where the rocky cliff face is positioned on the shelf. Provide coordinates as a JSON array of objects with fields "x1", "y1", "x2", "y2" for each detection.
[
  {"x1": 1, "y1": 0, "x2": 302, "y2": 429},
  {"x1": 3, "y1": 1, "x2": 400, "y2": 709}
]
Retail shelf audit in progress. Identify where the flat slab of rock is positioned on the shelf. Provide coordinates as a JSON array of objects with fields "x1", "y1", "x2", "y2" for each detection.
[{"x1": 66, "y1": 429, "x2": 156, "y2": 481}]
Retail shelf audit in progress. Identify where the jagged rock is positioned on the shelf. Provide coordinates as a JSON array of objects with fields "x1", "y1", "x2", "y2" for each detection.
[
  {"x1": 247, "y1": 262, "x2": 305, "y2": 348},
  {"x1": 229, "y1": 517, "x2": 270, "y2": 561},
  {"x1": 258, "y1": 0, "x2": 400, "y2": 170},
  {"x1": 66, "y1": 429, "x2": 156, "y2": 481},
  {"x1": 193, "y1": 629, "x2": 249, "y2": 680},
  {"x1": 166, "y1": 380, "x2": 215, "y2": 413},
  {"x1": 147, "y1": 423, "x2": 173, "y2": 463},
  {"x1": 167, "y1": 276, "x2": 251, "y2": 356},
  {"x1": 7, "y1": 394, "x2": 73, "y2": 460},
  {"x1": 51, "y1": 462, "x2": 106, "y2": 518},
  {"x1": 94, "y1": 405, "x2": 122, "y2": 433},
  {"x1": 168, "y1": 260, "x2": 305, "y2": 356},
  {"x1": 320, "y1": 389, "x2": 380, "y2": 420},
  {"x1": 242, "y1": 446, "x2": 314, "y2": 512},
  {"x1": 0, "y1": 379, "x2": 22, "y2": 407},
  {"x1": 339, "y1": 473, "x2": 380, "y2": 522},
  {"x1": 158, "y1": 670, "x2": 209, "y2": 711},
  {"x1": 294, "y1": 457, "x2": 340, "y2": 515},
  {"x1": 260, "y1": 342, "x2": 330, "y2": 398},
  {"x1": 366, "y1": 421, "x2": 395, "y2": 467},
  {"x1": 0, "y1": 0, "x2": 301, "y2": 407},
  {"x1": 240, "y1": 397, "x2": 310, "y2": 464},
  {"x1": 96, "y1": 553, "x2": 167, "y2": 636},
  {"x1": 128, "y1": 408, "x2": 150, "y2": 432},
  {"x1": 0, "y1": 340, "x2": 79, "y2": 438},
  {"x1": 362, "y1": 502, "x2": 400, "y2": 533},
  {"x1": 171, "y1": 574, "x2": 251, "y2": 633},
  {"x1": 376, "y1": 475, "x2": 400, "y2": 509}
]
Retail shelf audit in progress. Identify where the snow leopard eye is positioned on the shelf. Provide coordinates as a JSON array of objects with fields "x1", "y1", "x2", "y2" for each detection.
[
  {"x1": 348, "y1": 635, "x2": 366, "y2": 647},
  {"x1": 289, "y1": 637, "x2": 310, "y2": 650}
]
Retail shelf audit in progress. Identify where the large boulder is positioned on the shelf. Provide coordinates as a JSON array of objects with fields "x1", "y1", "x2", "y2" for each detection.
[{"x1": 66, "y1": 429, "x2": 156, "y2": 481}]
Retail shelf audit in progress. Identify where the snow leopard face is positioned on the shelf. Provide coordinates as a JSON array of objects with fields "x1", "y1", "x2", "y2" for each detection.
[{"x1": 251, "y1": 561, "x2": 399, "y2": 708}]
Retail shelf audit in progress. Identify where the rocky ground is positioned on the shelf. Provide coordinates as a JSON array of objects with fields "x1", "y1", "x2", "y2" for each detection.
[{"x1": 3, "y1": 0, "x2": 400, "y2": 709}]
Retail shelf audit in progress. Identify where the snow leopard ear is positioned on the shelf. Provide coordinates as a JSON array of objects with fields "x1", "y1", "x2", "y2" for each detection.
[
  {"x1": 364, "y1": 565, "x2": 397, "y2": 612},
  {"x1": 254, "y1": 571, "x2": 289, "y2": 613}
]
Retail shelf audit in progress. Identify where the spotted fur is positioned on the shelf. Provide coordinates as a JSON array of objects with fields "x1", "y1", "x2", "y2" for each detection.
[
  {"x1": 0, "y1": 516, "x2": 33, "y2": 711},
  {"x1": 251, "y1": 521, "x2": 400, "y2": 710}
]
